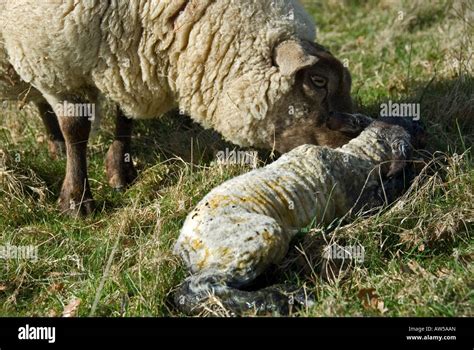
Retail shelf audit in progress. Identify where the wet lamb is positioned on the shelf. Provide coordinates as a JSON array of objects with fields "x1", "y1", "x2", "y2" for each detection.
[{"x1": 174, "y1": 116, "x2": 423, "y2": 315}]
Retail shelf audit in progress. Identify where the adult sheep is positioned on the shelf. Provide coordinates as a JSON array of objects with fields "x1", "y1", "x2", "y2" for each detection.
[
  {"x1": 1, "y1": 0, "x2": 353, "y2": 216},
  {"x1": 0, "y1": 40, "x2": 65, "y2": 159}
]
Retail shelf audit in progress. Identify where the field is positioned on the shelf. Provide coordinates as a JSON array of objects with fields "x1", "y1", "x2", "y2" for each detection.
[{"x1": 0, "y1": 0, "x2": 472, "y2": 316}]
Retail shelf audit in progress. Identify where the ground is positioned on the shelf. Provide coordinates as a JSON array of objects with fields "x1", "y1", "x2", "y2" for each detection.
[{"x1": 0, "y1": 0, "x2": 472, "y2": 316}]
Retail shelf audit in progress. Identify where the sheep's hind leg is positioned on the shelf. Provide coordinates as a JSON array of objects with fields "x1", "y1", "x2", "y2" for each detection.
[
  {"x1": 174, "y1": 273, "x2": 313, "y2": 316},
  {"x1": 36, "y1": 100, "x2": 65, "y2": 159},
  {"x1": 105, "y1": 108, "x2": 137, "y2": 191}
]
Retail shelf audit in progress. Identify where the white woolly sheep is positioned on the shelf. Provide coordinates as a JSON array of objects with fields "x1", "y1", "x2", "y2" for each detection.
[
  {"x1": 0, "y1": 39, "x2": 66, "y2": 158},
  {"x1": 1, "y1": 0, "x2": 353, "y2": 216}
]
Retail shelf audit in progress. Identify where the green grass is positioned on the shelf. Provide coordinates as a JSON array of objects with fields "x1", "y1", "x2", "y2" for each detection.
[{"x1": 0, "y1": 0, "x2": 472, "y2": 317}]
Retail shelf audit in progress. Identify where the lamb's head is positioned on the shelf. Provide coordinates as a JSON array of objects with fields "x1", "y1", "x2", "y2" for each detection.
[{"x1": 269, "y1": 40, "x2": 354, "y2": 152}]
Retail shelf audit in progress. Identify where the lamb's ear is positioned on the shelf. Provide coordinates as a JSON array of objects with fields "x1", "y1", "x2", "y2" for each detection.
[{"x1": 273, "y1": 40, "x2": 319, "y2": 76}]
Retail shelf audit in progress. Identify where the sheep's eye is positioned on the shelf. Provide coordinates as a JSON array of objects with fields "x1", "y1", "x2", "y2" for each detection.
[{"x1": 311, "y1": 75, "x2": 327, "y2": 88}]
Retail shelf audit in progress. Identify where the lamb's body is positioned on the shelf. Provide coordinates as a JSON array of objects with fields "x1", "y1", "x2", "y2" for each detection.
[{"x1": 174, "y1": 121, "x2": 412, "y2": 314}]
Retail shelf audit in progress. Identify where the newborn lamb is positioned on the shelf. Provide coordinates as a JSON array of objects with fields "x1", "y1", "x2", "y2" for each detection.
[{"x1": 173, "y1": 116, "x2": 423, "y2": 315}]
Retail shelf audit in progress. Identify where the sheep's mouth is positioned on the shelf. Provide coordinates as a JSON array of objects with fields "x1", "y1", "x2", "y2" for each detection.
[{"x1": 326, "y1": 111, "x2": 373, "y2": 137}]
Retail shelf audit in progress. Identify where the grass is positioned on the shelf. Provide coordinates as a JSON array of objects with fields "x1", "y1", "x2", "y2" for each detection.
[{"x1": 0, "y1": 0, "x2": 472, "y2": 317}]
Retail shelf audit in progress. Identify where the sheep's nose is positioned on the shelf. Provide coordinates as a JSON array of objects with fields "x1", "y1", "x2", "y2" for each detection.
[
  {"x1": 326, "y1": 111, "x2": 351, "y2": 131},
  {"x1": 327, "y1": 111, "x2": 354, "y2": 128},
  {"x1": 329, "y1": 111, "x2": 354, "y2": 119},
  {"x1": 327, "y1": 112, "x2": 373, "y2": 135}
]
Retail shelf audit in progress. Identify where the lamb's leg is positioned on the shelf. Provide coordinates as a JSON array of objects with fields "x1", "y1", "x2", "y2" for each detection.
[
  {"x1": 174, "y1": 273, "x2": 312, "y2": 316},
  {"x1": 105, "y1": 109, "x2": 137, "y2": 190},
  {"x1": 354, "y1": 165, "x2": 415, "y2": 214},
  {"x1": 36, "y1": 100, "x2": 65, "y2": 159},
  {"x1": 174, "y1": 205, "x2": 314, "y2": 315}
]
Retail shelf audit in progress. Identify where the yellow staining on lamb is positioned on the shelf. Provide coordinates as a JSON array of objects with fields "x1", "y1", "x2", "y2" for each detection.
[
  {"x1": 238, "y1": 191, "x2": 268, "y2": 213},
  {"x1": 237, "y1": 196, "x2": 266, "y2": 211},
  {"x1": 196, "y1": 248, "x2": 210, "y2": 270},
  {"x1": 215, "y1": 247, "x2": 234, "y2": 268},
  {"x1": 237, "y1": 257, "x2": 253, "y2": 271},
  {"x1": 249, "y1": 184, "x2": 281, "y2": 217},
  {"x1": 207, "y1": 195, "x2": 232, "y2": 209},
  {"x1": 190, "y1": 238, "x2": 204, "y2": 251},
  {"x1": 218, "y1": 246, "x2": 231, "y2": 257},
  {"x1": 265, "y1": 179, "x2": 299, "y2": 226},
  {"x1": 263, "y1": 179, "x2": 291, "y2": 222},
  {"x1": 262, "y1": 179, "x2": 291, "y2": 207},
  {"x1": 261, "y1": 229, "x2": 273, "y2": 242},
  {"x1": 228, "y1": 216, "x2": 247, "y2": 225}
]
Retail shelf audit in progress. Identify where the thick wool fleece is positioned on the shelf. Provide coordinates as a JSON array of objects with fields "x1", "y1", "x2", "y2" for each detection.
[
  {"x1": 174, "y1": 121, "x2": 410, "y2": 286},
  {"x1": 1, "y1": 0, "x2": 316, "y2": 148},
  {"x1": 0, "y1": 40, "x2": 42, "y2": 103}
]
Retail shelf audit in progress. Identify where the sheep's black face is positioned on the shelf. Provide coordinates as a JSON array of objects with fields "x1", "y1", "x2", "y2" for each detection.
[{"x1": 271, "y1": 40, "x2": 355, "y2": 153}]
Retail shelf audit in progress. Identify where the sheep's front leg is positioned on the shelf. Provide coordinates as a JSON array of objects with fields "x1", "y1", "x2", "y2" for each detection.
[
  {"x1": 36, "y1": 101, "x2": 65, "y2": 159},
  {"x1": 105, "y1": 109, "x2": 137, "y2": 190},
  {"x1": 52, "y1": 101, "x2": 95, "y2": 217}
]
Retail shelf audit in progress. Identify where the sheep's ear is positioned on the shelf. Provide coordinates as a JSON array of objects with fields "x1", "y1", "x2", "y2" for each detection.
[{"x1": 273, "y1": 40, "x2": 319, "y2": 76}]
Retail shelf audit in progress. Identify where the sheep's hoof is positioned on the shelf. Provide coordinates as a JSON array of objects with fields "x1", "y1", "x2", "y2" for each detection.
[
  {"x1": 47, "y1": 140, "x2": 66, "y2": 160},
  {"x1": 105, "y1": 141, "x2": 137, "y2": 190},
  {"x1": 58, "y1": 187, "x2": 95, "y2": 218}
]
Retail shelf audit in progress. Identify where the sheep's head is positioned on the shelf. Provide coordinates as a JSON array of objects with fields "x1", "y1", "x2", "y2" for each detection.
[{"x1": 269, "y1": 40, "x2": 354, "y2": 153}]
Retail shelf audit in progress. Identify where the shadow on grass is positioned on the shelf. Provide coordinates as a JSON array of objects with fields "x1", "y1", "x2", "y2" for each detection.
[
  {"x1": 355, "y1": 74, "x2": 473, "y2": 153},
  {"x1": 132, "y1": 111, "x2": 231, "y2": 167}
]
